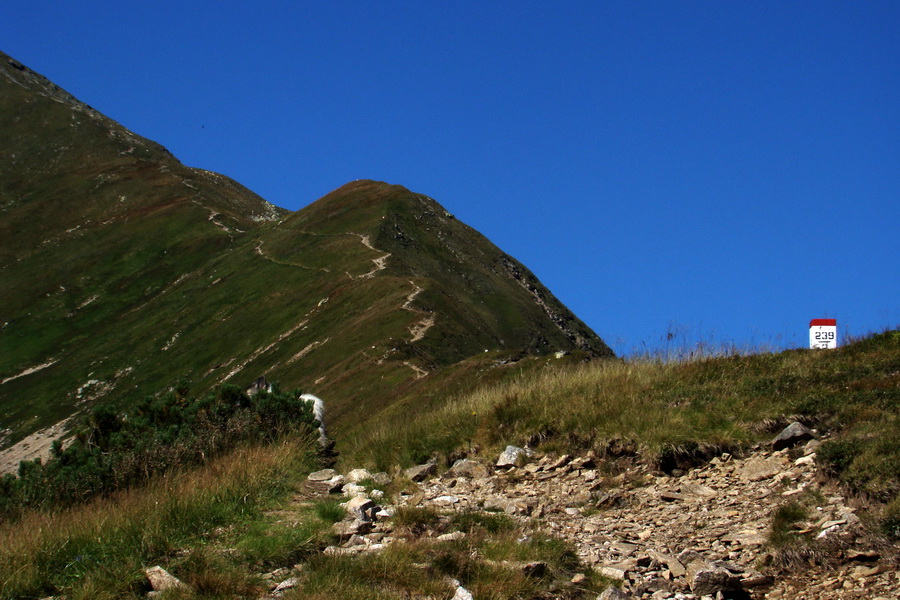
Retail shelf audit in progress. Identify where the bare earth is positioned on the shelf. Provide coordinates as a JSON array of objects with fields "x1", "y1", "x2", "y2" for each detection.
[{"x1": 0, "y1": 417, "x2": 72, "y2": 476}]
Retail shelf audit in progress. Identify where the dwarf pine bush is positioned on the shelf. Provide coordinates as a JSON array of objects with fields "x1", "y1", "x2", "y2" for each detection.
[{"x1": 0, "y1": 383, "x2": 317, "y2": 517}]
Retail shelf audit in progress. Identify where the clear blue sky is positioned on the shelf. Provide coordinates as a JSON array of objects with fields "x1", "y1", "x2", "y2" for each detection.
[{"x1": 4, "y1": 1, "x2": 898, "y2": 355}]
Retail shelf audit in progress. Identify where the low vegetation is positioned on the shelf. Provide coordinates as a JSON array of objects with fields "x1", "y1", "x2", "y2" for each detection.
[
  {"x1": 0, "y1": 437, "x2": 320, "y2": 599},
  {"x1": 281, "y1": 509, "x2": 607, "y2": 600},
  {"x1": 0, "y1": 384, "x2": 318, "y2": 517}
]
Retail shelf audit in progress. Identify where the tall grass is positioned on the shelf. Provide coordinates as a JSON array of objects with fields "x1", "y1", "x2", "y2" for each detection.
[
  {"x1": 343, "y1": 331, "x2": 900, "y2": 496},
  {"x1": 0, "y1": 435, "x2": 318, "y2": 599}
]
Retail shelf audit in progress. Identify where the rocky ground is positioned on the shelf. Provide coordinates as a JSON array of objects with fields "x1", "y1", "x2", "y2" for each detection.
[{"x1": 142, "y1": 425, "x2": 898, "y2": 599}]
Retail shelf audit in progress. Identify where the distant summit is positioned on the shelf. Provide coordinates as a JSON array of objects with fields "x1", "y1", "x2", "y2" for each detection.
[{"x1": 0, "y1": 51, "x2": 612, "y2": 449}]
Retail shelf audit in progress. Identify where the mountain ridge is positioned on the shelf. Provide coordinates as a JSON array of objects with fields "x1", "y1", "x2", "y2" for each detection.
[{"x1": 0, "y1": 50, "x2": 612, "y2": 452}]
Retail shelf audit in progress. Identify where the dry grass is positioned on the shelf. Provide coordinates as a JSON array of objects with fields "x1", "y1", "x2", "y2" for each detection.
[
  {"x1": 344, "y1": 331, "x2": 899, "y2": 491},
  {"x1": 0, "y1": 436, "x2": 318, "y2": 599}
]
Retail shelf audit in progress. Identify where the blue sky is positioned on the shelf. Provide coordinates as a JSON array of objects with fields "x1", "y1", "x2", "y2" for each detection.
[{"x1": 4, "y1": 1, "x2": 898, "y2": 355}]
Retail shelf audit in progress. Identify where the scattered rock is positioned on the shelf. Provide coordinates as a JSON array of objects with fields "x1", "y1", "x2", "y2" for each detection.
[
  {"x1": 297, "y1": 444, "x2": 898, "y2": 600},
  {"x1": 450, "y1": 578, "x2": 474, "y2": 600}
]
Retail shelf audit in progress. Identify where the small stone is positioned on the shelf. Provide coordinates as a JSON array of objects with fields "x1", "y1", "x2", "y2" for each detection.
[
  {"x1": 793, "y1": 454, "x2": 815, "y2": 466},
  {"x1": 687, "y1": 560, "x2": 742, "y2": 596},
  {"x1": 521, "y1": 561, "x2": 547, "y2": 578},
  {"x1": 548, "y1": 454, "x2": 572, "y2": 470},
  {"x1": 273, "y1": 577, "x2": 300, "y2": 593},
  {"x1": 846, "y1": 549, "x2": 879, "y2": 562},
  {"x1": 597, "y1": 585, "x2": 631, "y2": 600},
  {"x1": 647, "y1": 550, "x2": 685, "y2": 577},
  {"x1": 308, "y1": 468, "x2": 337, "y2": 481},
  {"x1": 327, "y1": 475, "x2": 346, "y2": 493},
  {"x1": 144, "y1": 566, "x2": 186, "y2": 592},
  {"x1": 436, "y1": 531, "x2": 466, "y2": 542},
  {"x1": 571, "y1": 573, "x2": 588, "y2": 584},
  {"x1": 679, "y1": 483, "x2": 717, "y2": 498},
  {"x1": 741, "y1": 572, "x2": 775, "y2": 588},
  {"x1": 739, "y1": 456, "x2": 783, "y2": 482},
  {"x1": 852, "y1": 564, "x2": 887, "y2": 578},
  {"x1": 347, "y1": 468, "x2": 373, "y2": 483},
  {"x1": 599, "y1": 566, "x2": 627, "y2": 580},
  {"x1": 332, "y1": 519, "x2": 373, "y2": 540},
  {"x1": 445, "y1": 458, "x2": 490, "y2": 479},
  {"x1": 660, "y1": 491, "x2": 686, "y2": 502}
]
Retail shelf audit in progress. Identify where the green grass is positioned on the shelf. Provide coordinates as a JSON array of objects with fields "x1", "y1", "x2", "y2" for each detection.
[{"x1": 768, "y1": 501, "x2": 810, "y2": 548}]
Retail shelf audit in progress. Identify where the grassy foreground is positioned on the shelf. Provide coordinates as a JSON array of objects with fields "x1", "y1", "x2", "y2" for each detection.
[
  {"x1": 345, "y1": 330, "x2": 900, "y2": 504},
  {"x1": 0, "y1": 436, "x2": 320, "y2": 599}
]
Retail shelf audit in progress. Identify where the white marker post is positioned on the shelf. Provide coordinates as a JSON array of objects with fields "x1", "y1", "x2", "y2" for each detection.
[{"x1": 809, "y1": 318, "x2": 837, "y2": 349}]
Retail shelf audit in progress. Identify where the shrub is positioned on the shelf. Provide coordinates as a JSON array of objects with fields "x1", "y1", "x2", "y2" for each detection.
[{"x1": 0, "y1": 383, "x2": 317, "y2": 517}]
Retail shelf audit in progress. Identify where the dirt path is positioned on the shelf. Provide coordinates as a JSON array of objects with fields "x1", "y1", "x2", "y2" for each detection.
[
  {"x1": 402, "y1": 283, "x2": 436, "y2": 343},
  {"x1": 254, "y1": 240, "x2": 331, "y2": 273},
  {"x1": 352, "y1": 234, "x2": 392, "y2": 279}
]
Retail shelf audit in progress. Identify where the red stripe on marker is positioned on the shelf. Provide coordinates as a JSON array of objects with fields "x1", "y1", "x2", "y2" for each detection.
[{"x1": 809, "y1": 319, "x2": 837, "y2": 327}]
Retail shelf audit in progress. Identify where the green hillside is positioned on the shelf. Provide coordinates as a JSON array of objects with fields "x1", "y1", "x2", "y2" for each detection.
[{"x1": 0, "y1": 51, "x2": 612, "y2": 449}]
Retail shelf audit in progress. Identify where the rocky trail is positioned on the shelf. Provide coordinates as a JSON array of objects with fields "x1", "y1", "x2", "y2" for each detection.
[{"x1": 233, "y1": 424, "x2": 897, "y2": 600}]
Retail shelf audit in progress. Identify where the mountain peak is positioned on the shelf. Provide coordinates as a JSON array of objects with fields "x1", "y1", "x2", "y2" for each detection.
[{"x1": 0, "y1": 53, "x2": 612, "y2": 451}]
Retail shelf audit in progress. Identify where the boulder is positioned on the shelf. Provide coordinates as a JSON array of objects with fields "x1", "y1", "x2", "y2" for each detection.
[
  {"x1": 342, "y1": 483, "x2": 367, "y2": 497},
  {"x1": 404, "y1": 462, "x2": 436, "y2": 482},
  {"x1": 371, "y1": 471, "x2": 391, "y2": 486},
  {"x1": 687, "y1": 559, "x2": 743, "y2": 596},
  {"x1": 344, "y1": 496, "x2": 378, "y2": 521},
  {"x1": 144, "y1": 566, "x2": 186, "y2": 592},
  {"x1": 739, "y1": 456, "x2": 783, "y2": 482},
  {"x1": 496, "y1": 445, "x2": 529, "y2": 468},
  {"x1": 332, "y1": 519, "x2": 373, "y2": 540},
  {"x1": 772, "y1": 421, "x2": 815, "y2": 450},
  {"x1": 445, "y1": 458, "x2": 490, "y2": 479}
]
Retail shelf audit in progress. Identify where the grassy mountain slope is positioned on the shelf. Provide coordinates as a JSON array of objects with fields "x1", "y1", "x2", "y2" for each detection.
[
  {"x1": 2, "y1": 331, "x2": 896, "y2": 599},
  {"x1": 0, "y1": 51, "x2": 611, "y2": 448}
]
